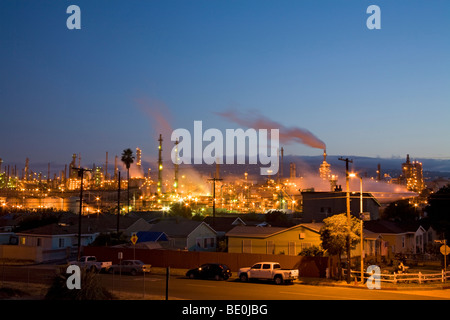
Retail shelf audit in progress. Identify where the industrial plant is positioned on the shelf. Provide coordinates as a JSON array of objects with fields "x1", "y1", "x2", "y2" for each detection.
[{"x1": 0, "y1": 135, "x2": 429, "y2": 219}]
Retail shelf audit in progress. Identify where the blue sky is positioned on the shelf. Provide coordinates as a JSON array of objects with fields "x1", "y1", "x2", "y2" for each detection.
[{"x1": 1, "y1": 0, "x2": 449, "y2": 167}]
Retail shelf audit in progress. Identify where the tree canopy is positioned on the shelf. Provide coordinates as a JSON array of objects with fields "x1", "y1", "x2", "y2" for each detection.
[
  {"x1": 425, "y1": 184, "x2": 450, "y2": 238},
  {"x1": 320, "y1": 213, "x2": 361, "y2": 257},
  {"x1": 381, "y1": 199, "x2": 419, "y2": 222}
]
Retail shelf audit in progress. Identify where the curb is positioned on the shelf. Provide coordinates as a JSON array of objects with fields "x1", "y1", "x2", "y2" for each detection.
[{"x1": 294, "y1": 279, "x2": 450, "y2": 291}]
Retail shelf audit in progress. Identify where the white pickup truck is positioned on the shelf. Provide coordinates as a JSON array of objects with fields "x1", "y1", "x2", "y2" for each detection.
[
  {"x1": 70, "y1": 256, "x2": 112, "y2": 273},
  {"x1": 238, "y1": 262, "x2": 299, "y2": 285}
]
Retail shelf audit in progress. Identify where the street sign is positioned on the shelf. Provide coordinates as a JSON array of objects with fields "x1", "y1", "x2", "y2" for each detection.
[
  {"x1": 131, "y1": 233, "x2": 138, "y2": 245},
  {"x1": 440, "y1": 245, "x2": 450, "y2": 255}
]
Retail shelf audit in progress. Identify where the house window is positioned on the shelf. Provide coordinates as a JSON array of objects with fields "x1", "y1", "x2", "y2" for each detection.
[
  {"x1": 20, "y1": 237, "x2": 26, "y2": 245},
  {"x1": 59, "y1": 238, "x2": 65, "y2": 248},
  {"x1": 402, "y1": 236, "x2": 405, "y2": 248},
  {"x1": 37, "y1": 238, "x2": 42, "y2": 247}
]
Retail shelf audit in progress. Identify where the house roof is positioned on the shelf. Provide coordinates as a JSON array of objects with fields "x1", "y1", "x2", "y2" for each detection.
[
  {"x1": 136, "y1": 231, "x2": 168, "y2": 242},
  {"x1": 57, "y1": 213, "x2": 144, "y2": 233},
  {"x1": 226, "y1": 223, "x2": 324, "y2": 239},
  {"x1": 363, "y1": 220, "x2": 416, "y2": 234},
  {"x1": 203, "y1": 216, "x2": 246, "y2": 232},
  {"x1": 148, "y1": 218, "x2": 217, "y2": 237},
  {"x1": 16, "y1": 222, "x2": 99, "y2": 236},
  {"x1": 226, "y1": 226, "x2": 287, "y2": 238}
]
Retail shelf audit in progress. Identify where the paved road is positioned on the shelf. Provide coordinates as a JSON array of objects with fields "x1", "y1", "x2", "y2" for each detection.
[
  {"x1": 3, "y1": 265, "x2": 450, "y2": 300},
  {"x1": 98, "y1": 273, "x2": 450, "y2": 300}
]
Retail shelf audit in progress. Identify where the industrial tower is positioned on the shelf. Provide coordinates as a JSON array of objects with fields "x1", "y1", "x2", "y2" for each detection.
[
  {"x1": 157, "y1": 134, "x2": 163, "y2": 195},
  {"x1": 173, "y1": 139, "x2": 179, "y2": 193}
]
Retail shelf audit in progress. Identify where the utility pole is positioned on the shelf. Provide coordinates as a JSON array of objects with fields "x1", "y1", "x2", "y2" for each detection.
[
  {"x1": 339, "y1": 157, "x2": 353, "y2": 284},
  {"x1": 71, "y1": 167, "x2": 92, "y2": 261},
  {"x1": 117, "y1": 171, "x2": 121, "y2": 235}
]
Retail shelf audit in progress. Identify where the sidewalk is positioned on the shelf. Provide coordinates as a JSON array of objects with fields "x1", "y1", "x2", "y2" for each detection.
[{"x1": 295, "y1": 276, "x2": 450, "y2": 291}]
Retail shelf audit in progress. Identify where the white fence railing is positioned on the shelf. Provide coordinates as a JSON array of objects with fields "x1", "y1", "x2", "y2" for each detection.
[{"x1": 349, "y1": 269, "x2": 450, "y2": 284}]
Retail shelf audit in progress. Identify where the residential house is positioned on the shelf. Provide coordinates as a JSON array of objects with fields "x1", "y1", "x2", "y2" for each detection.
[
  {"x1": 59, "y1": 213, "x2": 151, "y2": 237},
  {"x1": 203, "y1": 216, "x2": 246, "y2": 237},
  {"x1": 133, "y1": 231, "x2": 169, "y2": 249},
  {"x1": 148, "y1": 218, "x2": 217, "y2": 251},
  {"x1": 226, "y1": 223, "x2": 323, "y2": 255},
  {"x1": 363, "y1": 220, "x2": 433, "y2": 257},
  {"x1": 8, "y1": 222, "x2": 100, "y2": 262},
  {"x1": 301, "y1": 191, "x2": 381, "y2": 222}
]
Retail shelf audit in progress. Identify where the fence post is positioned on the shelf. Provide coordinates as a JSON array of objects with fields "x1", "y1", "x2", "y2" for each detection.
[
  {"x1": 165, "y1": 266, "x2": 170, "y2": 300},
  {"x1": 393, "y1": 273, "x2": 397, "y2": 284},
  {"x1": 418, "y1": 272, "x2": 422, "y2": 284},
  {"x1": 442, "y1": 270, "x2": 445, "y2": 283}
]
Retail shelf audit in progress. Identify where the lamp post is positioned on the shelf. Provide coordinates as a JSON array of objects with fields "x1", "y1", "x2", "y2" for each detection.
[
  {"x1": 350, "y1": 173, "x2": 364, "y2": 284},
  {"x1": 339, "y1": 157, "x2": 353, "y2": 283}
]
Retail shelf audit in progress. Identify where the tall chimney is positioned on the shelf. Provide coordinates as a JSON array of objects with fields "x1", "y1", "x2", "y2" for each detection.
[
  {"x1": 105, "y1": 152, "x2": 108, "y2": 180},
  {"x1": 157, "y1": 134, "x2": 163, "y2": 195}
]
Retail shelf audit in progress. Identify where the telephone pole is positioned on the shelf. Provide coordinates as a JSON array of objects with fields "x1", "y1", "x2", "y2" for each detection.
[
  {"x1": 339, "y1": 157, "x2": 353, "y2": 283},
  {"x1": 117, "y1": 171, "x2": 121, "y2": 235},
  {"x1": 71, "y1": 167, "x2": 92, "y2": 261}
]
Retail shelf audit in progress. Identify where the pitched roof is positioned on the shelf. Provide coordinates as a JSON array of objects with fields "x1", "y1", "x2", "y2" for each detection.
[
  {"x1": 226, "y1": 222, "x2": 325, "y2": 239},
  {"x1": 203, "y1": 216, "x2": 246, "y2": 232},
  {"x1": 136, "y1": 231, "x2": 168, "y2": 242},
  {"x1": 225, "y1": 226, "x2": 288, "y2": 238},
  {"x1": 16, "y1": 222, "x2": 98, "y2": 236},
  {"x1": 148, "y1": 218, "x2": 217, "y2": 237},
  {"x1": 363, "y1": 220, "x2": 410, "y2": 234},
  {"x1": 58, "y1": 213, "x2": 142, "y2": 233}
]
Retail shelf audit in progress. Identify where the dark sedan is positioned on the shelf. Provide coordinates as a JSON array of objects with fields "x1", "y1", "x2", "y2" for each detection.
[{"x1": 186, "y1": 263, "x2": 232, "y2": 281}]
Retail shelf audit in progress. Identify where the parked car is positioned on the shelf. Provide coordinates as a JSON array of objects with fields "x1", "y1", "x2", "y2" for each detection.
[
  {"x1": 238, "y1": 262, "x2": 298, "y2": 285},
  {"x1": 186, "y1": 263, "x2": 232, "y2": 281},
  {"x1": 70, "y1": 256, "x2": 112, "y2": 273},
  {"x1": 108, "y1": 260, "x2": 152, "y2": 276}
]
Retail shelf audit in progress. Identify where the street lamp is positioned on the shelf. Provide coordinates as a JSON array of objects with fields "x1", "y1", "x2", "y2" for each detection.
[
  {"x1": 96, "y1": 196, "x2": 100, "y2": 217},
  {"x1": 349, "y1": 173, "x2": 364, "y2": 284}
]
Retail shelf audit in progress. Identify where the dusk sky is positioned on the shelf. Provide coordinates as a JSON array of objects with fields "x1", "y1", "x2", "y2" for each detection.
[{"x1": 1, "y1": 0, "x2": 449, "y2": 168}]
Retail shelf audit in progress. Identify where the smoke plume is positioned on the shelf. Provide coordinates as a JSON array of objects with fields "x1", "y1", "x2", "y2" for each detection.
[{"x1": 216, "y1": 109, "x2": 326, "y2": 150}]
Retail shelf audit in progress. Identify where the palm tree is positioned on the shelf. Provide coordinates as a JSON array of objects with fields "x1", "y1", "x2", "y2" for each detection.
[{"x1": 121, "y1": 148, "x2": 134, "y2": 213}]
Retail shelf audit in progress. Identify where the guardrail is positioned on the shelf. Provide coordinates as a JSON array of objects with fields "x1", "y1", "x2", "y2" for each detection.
[{"x1": 349, "y1": 269, "x2": 450, "y2": 284}]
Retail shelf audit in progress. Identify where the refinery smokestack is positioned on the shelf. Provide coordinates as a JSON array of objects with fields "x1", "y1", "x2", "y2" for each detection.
[
  {"x1": 114, "y1": 155, "x2": 118, "y2": 181},
  {"x1": 157, "y1": 134, "x2": 163, "y2": 195},
  {"x1": 25, "y1": 157, "x2": 29, "y2": 181},
  {"x1": 173, "y1": 139, "x2": 179, "y2": 193},
  {"x1": 105, "y1": 152, "x2": 108, "y2": 180},
  {"x1": 136, "y1": 147, "x2": 142, "y2": 176}
]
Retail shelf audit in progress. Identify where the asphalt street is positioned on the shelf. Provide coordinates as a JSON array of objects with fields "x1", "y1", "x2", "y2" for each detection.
[{"x1": 3, "y1": 265, "x2": 450, "y2": 300}]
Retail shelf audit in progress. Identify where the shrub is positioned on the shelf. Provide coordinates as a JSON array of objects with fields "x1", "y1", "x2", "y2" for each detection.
[{"x1": 45, "y1": 267, "x2": 115, "y2": 300}]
